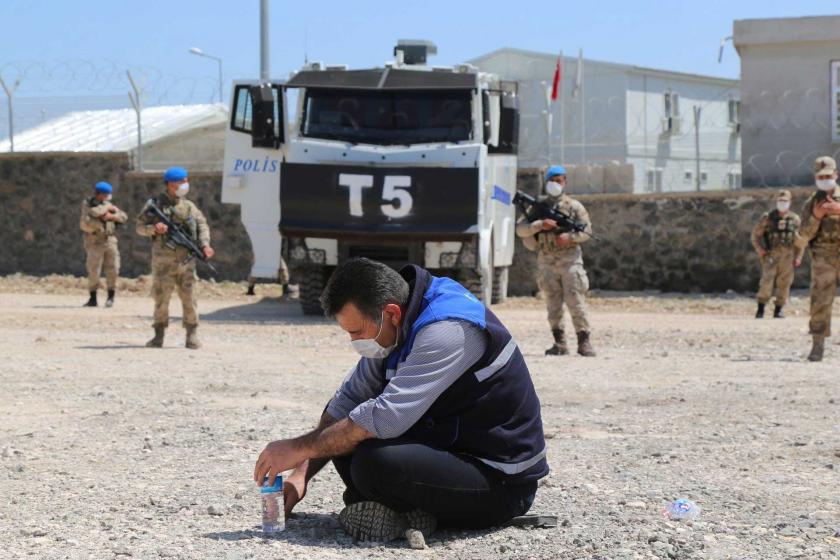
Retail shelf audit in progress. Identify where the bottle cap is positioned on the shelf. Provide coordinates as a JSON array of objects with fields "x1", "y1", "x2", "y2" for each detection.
[{"x1": 260, "y1": 475, "x2": 283, "y2": 494}]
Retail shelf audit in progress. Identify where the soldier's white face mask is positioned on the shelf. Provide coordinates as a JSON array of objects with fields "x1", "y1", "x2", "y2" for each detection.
[
  {"x1": 351, "y1": 312, "x2": 397, "y2": 359},
  {"x1": 545, "y1": 181, "x2": 563, "y2": 197},
  {"x1": 176, "y1": 182, "x2": 190, "y2": 197},
  {"x1": 816, "y1": 178, "x2": 836, "y2": 191},
  {"x1": 105, "y1": 194, "x2": 113, "y2": 202},
  {"x1": 776, "y1": 201, "x2": 790, "y2": 212}
]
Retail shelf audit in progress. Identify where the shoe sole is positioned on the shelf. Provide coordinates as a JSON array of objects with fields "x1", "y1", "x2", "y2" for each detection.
[
  {"x1": 405, "y1": 509, "x2": 437, "y2": 537},
  {"x1": 338, "y1": 502, "x2": 408, "y2": 542}
]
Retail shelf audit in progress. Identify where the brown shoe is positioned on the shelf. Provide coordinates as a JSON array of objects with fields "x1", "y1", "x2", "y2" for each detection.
[
  {"x1": 545, "y1": 327, "x2": 568, "y2": 356},
  {"x1": 185, "y1": 326, "x2": 202, "y2": 350},
  {"x1": 577, "y1": 331, "x2": 596, "y2": 357},
  {"x1": 145, "y1": 326, "x2": 165, "y2": 348},
  {"x1": 808, "y1": 335, "x2": 825, "y2": 362}
]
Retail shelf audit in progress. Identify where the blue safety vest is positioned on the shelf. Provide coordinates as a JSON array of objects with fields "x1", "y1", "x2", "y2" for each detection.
[{"x1": 383, "y1": 265, "x2": 549, "y2": 483}]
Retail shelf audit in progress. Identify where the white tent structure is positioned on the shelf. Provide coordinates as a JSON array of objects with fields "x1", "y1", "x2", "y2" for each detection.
[{"x1": 0, "y1": 104, "x2": 229, "y2": 171}]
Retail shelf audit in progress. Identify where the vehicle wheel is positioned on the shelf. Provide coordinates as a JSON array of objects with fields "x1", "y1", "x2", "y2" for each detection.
[
  {"x1": 299, "y1": 265, "x2": 331, "y2": 316},
  {"x1": 491, "y1": 266, "x2": 509, "y2": 304}
]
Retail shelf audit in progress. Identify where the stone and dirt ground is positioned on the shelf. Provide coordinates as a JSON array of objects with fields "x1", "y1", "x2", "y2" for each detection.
[{"x1": 1, "y1": 275, "x2": 839, "y2": 559}]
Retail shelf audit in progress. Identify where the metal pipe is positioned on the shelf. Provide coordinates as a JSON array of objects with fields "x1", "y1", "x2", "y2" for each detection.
[
  {"x1": 189, "y1": 48, "x2": 224, "y2": 103},
  {"x1": 0, "y1": 76, "x2": 21, "y2": 153},
  {"x1": 127, "y1": 71, "x2": 143, "y2": 171},
  {"x1": 693, "y1": 105, "x2": 702, "y2": 191},
  {"x1": 260, "y1": 0, "x2": 270, "y2": 83}
]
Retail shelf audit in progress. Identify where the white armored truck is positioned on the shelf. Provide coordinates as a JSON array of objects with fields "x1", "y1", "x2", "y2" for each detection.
[{"x1": 222, "y1": 40, "x2": 520, "y2": 314}]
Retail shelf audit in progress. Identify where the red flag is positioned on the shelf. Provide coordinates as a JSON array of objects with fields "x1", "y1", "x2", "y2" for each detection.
[{"x1": 550, "y1": 56, "x2": 561, "y2": 101}]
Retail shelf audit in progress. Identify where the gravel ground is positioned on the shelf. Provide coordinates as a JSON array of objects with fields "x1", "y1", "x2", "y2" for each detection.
[{"x1": 1, "y1": 276, "x2": 839, "y2": 559}]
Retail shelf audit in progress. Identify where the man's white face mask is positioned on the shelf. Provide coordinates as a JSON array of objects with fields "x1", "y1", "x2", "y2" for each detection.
[
  {"x1": 816, "y1": 178, "x2": 836, "y2": 191},
  {"x1": 176, "y1": 182, "x2": 190, "y2": 197},
  {"x1": 545, "y1": 180, "x2": 563, "y2": 197},
  {"x1": 105, "y1": 194, "x2": 113, "y2": 202},
  {"x1": 351, "y1": 312, "x2": 397, "y2": 359},
  {"x1": 776, "y1": 200, "x2": 790, "y2": 213}
]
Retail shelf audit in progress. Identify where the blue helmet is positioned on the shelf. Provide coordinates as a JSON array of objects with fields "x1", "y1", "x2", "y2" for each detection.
[
  {"x1": 94, "y1": 181, "x2": 113, "y2": 194},
  {"x1": 163, "y1": 166, "x2": 188, "y2": 183},
  {"x1": 545, "y1": 165, "x2": 566, "y2": 181}
]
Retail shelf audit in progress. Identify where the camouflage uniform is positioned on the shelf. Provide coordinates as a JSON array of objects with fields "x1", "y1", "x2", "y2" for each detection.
[
  {"x1": 799, "y1": 185, "x2": 840, "y2": 338},
  {"x1": 750, "y1": 208, "x2": 803, "y2": 311},
  {"x1": 79, "y1": 197, "x2": 127, "y2": 291},
  {"x1": 516, "y1": 193, "x2": 594, "y2": 354},
  {"x1": 136, "y1": 192, "x2": 210, "y2": 330}
]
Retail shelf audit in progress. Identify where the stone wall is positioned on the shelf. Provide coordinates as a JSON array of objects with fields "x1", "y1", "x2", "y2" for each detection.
[
  {"x1": 0, "y1": 153, "x2": 818, "y2": 296},
  {"x1": 509, "y1": 169, "x2": 815, "y2": 295},
  {"x1": 0, "y1": 152, "x2": 252, "y2": 281}
]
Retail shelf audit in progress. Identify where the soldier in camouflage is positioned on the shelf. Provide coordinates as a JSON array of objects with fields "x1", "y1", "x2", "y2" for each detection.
[
  {"x1": 750, "y1": 189, "x2": 804, "y2": 319},
  {"x1": 136, "y1": 167, "x2": 214, "y2": 349},
  {"x1": 79, "y1": 181, "x2": 127, "y2": 307},
  {"x1": 798, "y1": 156, "x2": 840, "y2": 362},
  {"x1": 516, "y1": 165, "x2": 595, "y2": 357}
]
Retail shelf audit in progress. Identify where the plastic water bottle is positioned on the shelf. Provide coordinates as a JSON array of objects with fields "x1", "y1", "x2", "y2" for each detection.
[
  {"x1": 260, "y1": 476, "x2": 285, "y2": 534},
  {"x1": 663, "y1": 498, "x2": 700, "y2": 521}
]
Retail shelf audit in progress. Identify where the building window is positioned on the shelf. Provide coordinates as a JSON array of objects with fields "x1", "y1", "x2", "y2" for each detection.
[
  {"x1": 684, "y1": 170, "x2": 693, "y2": 184},
  {"x1": 832, "y1": 61, "x2": 840, "y2": 143},
  {"x1": 700, "y1": 171, "x2": 708, "y2": 184},
  {"x1": 728, "y1": 97, "x2": 741, "y2": 126},
  {"x1": 646, "y1": 168, "x2": 664, "y2": 193},
  {"x1": 727, "y1": 171, "x2": 742, "y2": 190},
  {"x1": 664, "y1": 90, "x2": 680, "y2": 118}
]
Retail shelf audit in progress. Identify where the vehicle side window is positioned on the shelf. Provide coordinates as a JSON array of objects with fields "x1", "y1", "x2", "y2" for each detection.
[{"x1": 231, "y1": 86, "x2": 253, "y2": 133}]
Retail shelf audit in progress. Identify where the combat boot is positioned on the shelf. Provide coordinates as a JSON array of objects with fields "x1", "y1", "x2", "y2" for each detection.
[
  {"x1": 545, "y1": 327, "x2": 568, "y2": 356},
  {"x1": 83, "y1": 291, "x2": 97, "y2": 307},
  {"x1": 577, "y1": 331, "x2": 596, "y2": 357},
  {"x1": 755, "y1": 303, "x2": 765, "y2": 319},
  {"x1": 105, "y1": 289, "x2": 115, "y2": 308},
  {"x1": 808, "y1": 335, "x2": 825, "y2": 362},
  {"x1": 773, "y1": 305, "x2": 784, "y2": 319},
  {"x1": 185, "y1": 326, "x2": 202, "y2": 350},
  {"x1": 146, "y1": 326, "x2": 165, "y2": 348}
]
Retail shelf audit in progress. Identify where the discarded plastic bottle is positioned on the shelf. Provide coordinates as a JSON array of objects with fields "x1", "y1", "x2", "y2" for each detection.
[
  {"x1": 261, "y1": 476, "x2": 285, "y2": 534},
  {"x1": 664, "y1": 498, "x2": 700, "y2": 521}
]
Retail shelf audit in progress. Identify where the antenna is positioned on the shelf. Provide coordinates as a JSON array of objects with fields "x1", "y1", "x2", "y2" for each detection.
[{"x1": 304, "y1": 25, "x2": 309, "y2": 65}]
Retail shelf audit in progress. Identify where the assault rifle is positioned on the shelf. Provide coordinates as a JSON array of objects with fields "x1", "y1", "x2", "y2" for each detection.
[
  {"x1": 512, "y1": 191, "x2": 599, "y2": 241},
  {"x1": 144, "y1": 199, "x2": 217, "y2": 274}
]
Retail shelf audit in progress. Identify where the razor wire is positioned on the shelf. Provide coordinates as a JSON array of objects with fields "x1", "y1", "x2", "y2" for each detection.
[{"x1": 0, "y1": 59, "x2": 221, "y2": 140}]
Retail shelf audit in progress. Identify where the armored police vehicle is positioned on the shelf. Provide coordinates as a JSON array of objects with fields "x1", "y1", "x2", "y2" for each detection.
[{"x1": 222, "y1": 40, "x2": 520, "y2": 314}]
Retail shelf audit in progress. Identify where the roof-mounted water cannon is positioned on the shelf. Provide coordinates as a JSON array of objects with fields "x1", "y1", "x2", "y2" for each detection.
[{"x1": 394, "y1": 40, "x2": 437, "y2": 65}]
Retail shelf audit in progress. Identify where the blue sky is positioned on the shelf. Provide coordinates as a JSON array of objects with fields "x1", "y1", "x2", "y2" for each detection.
[{"x1": 0, "y1": 0, "x2": 838, "y2": 132}]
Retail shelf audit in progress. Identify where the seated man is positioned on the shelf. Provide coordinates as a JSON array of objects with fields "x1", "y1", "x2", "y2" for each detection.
[{"x1": 253, "y1": 258, "x2": 548, "y2": 541}]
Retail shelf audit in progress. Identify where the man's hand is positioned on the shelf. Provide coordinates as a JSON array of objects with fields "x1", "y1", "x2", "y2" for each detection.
[
  {"x1": 254, "y1": 439, "x2": 306, "y2": 488},
  {"x1": 203, "y1": 246, "x2": 215, "y2": 259},
  {"x1": 823, "y1": 199, "x2": 840, "y2": 217},
  {"x1": 541, "y1": 219, "x2": 558, "y2": 231},
  {"x1": 283, "y1": 470, "x2": 308, "y2": 519},
  {"x1": 154, "y1": 222, "x2": 168, "y2": 235},
  {"x1": 795, "y1": 256, "x2": 803, "y2": 267},
  {"x1": 555, "y1": 233, "x2": 572, "y2": 248}
]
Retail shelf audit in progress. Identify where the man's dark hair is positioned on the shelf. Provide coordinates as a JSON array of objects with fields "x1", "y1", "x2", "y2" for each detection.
[{"x1": 320, "y1": 258, "x2": 410, "y2": 319}]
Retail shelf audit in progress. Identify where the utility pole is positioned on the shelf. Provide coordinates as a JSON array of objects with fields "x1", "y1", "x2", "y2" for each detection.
[
  {"x1": 127, "y1": 70, "x2": 144, "y2": 171},
  {"x1": 693, "y1": 105, "x2": 702, "y2": 191},
  {"x1": 260, "y1": 0, "x2": 270, "y2": 83},
  {"x1": 0, "y1": 76, "x2": 22, "y2": 153}
]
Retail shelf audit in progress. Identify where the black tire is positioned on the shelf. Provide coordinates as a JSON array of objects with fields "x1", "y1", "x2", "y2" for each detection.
[
  {"x1": 492, "y1": 266, "x2": 509, "y2": 305},
  {"x1": 299, "y1": 265, "x2": 331, "y2": 316}
]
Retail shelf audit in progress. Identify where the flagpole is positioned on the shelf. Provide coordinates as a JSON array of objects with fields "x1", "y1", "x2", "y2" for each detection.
[
  {"x1": 579, "y1": 48, "x2": 586, "y2": 165},
  {"x1": 559, "y1": 50, "x2": 565, "y2": 164}
]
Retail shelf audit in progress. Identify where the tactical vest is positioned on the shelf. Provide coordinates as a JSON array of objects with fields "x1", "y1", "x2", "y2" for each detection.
[
  {"x1": 154, "y1": 194, "x2": 198, "y2": 249},
  {"x1": 86, "y1": 197, "x2": 117, "y2": 237},
  {"x1": 381, "y1": 265, "x2": 549, "y2": 483},
  {"x1": 764, "y1": 210, "x2": 797, "y2": 249},
  {"x1": 811, "y1": 189, "x2": 840, "y2": 247},
  {"x1": 535, "y1": 195, "x2": 578, "y2": 253}
]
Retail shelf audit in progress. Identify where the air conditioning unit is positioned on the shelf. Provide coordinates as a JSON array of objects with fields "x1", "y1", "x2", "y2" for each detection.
[{"x1": 661, "y1": 117, "x2": 681, "y2": 135}]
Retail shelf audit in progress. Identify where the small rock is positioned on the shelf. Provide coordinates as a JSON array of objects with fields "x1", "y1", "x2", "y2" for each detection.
[
  {"x1": 626, "y1": 501, "x2": 647, "y2": 510},
  {"x1": 583, "y1": 483, "x2": 599, "y2": 494},
  {"x1": 809, "y1": 510, "x2": 835, "y2": 521},
  {"x1": 405, "y1": 529, "x2": 426, "y2": 550},
  {"x1": 207, "y1": 504, "x2": 224, "y2": 516}
]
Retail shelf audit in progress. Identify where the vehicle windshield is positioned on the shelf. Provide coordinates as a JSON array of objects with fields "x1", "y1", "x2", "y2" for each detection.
[{"x1": 301, "y1": 88, "x2": 473, "y2": 145}]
